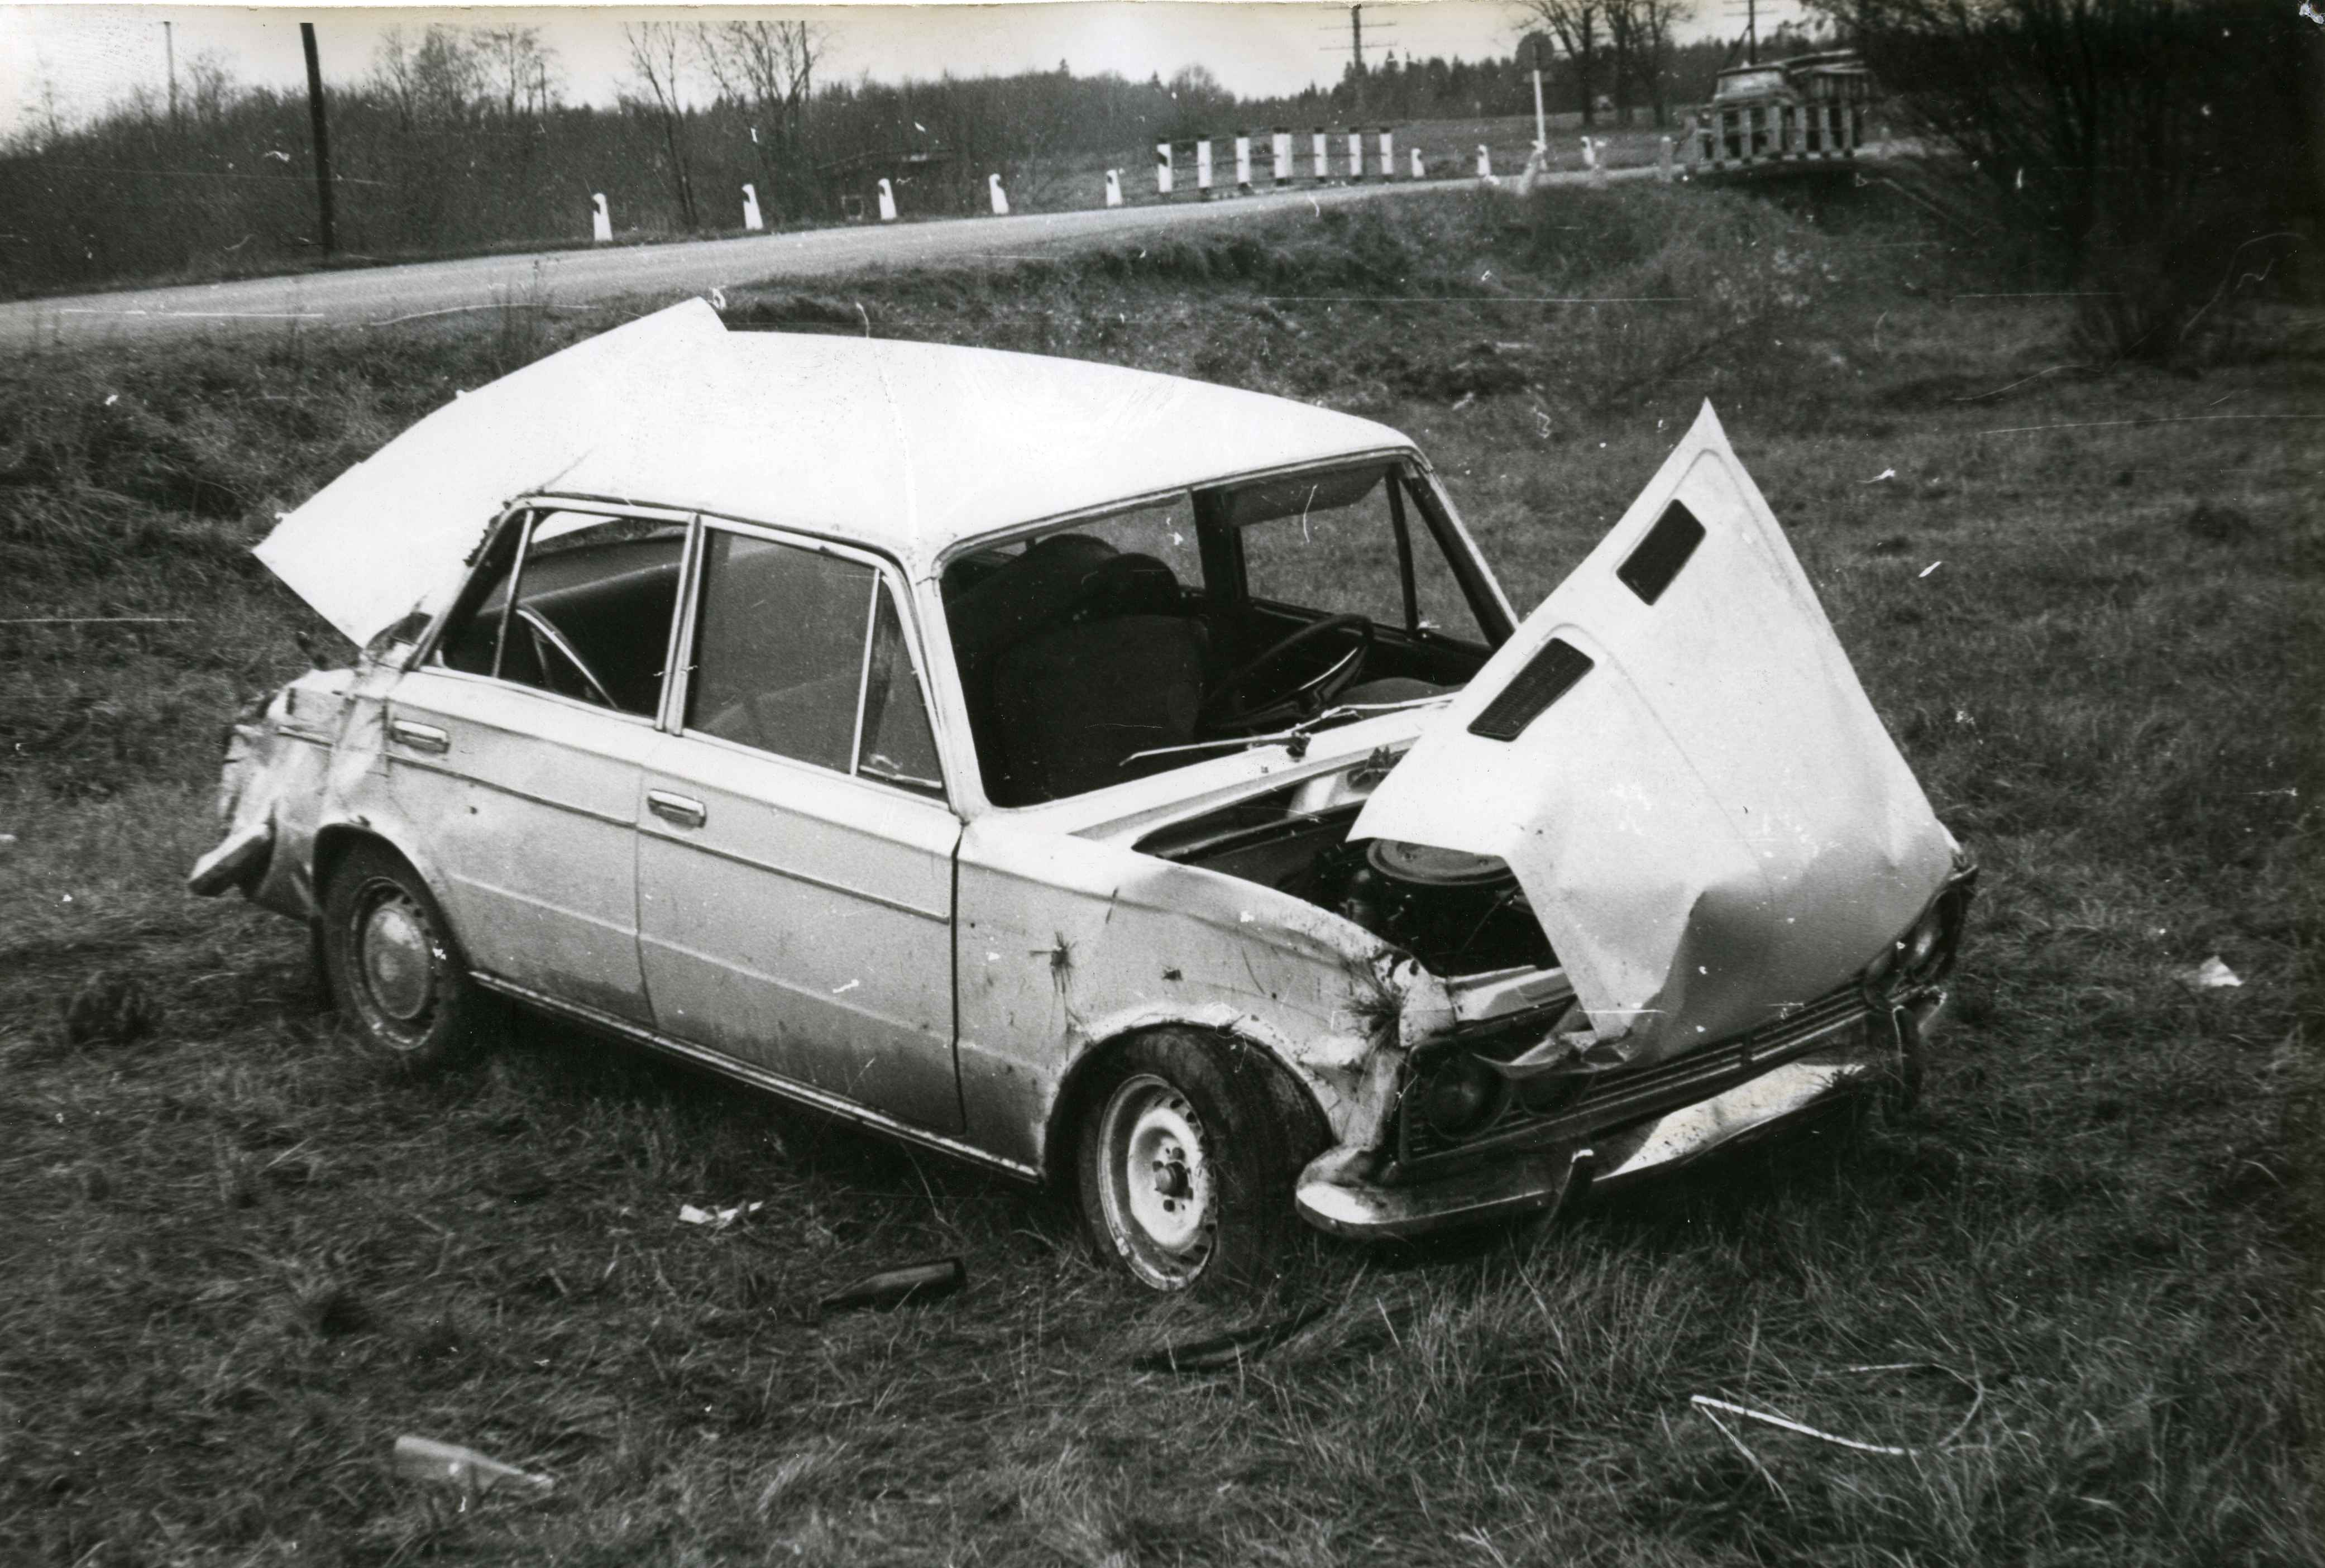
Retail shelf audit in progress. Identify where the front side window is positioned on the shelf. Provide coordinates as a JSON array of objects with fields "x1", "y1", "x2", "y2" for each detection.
[{"x1": 686, "y1": 529, "x2": 944, "y2": 795}]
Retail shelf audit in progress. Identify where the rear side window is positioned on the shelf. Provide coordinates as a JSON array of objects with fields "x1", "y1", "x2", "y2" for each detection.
[
  {"x1": 432, "y1": 508, "x2": 683, "y2": 718},
  {"x1": 687, "y1": 532, "x2": 876, "y2": 771}
]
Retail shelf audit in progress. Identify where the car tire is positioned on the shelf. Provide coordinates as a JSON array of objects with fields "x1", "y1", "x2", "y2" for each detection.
[
  {"x1": 1074, "y1": 1029, "x2": 1325, "y2": 1294},
  {"x1": 319, "y1": 842, "x2": 496, "y2": 1072}
]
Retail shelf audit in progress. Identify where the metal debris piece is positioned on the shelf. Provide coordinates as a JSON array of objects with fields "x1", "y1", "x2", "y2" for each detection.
[
  {"x1": 1688, "y1": 1361, "x2": 1987, "y2": 1457},
  {"x1": 391, "y1": 1435, "x2": 554, "y2": 1502},
  {"x1": 818, "y1": 1256, "x2": 966, "y2": 1316},
  {"x1": 2182, "y1": 955, "x2": 2242, "y2": 989},
  {"x1": 1131, "y1": 1302, "x2": 1331, "y2": 1374},
  {"x1": 678, "y1": 1200, "x2": 763, "y2": 1230}
]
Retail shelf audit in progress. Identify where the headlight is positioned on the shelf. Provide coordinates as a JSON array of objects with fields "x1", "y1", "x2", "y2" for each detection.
[
  {"x1": 1901, "y1": 911, "x2": 1944, "y2": 976},
  {"x1": 1418, "y1": 1053, "x2": 1504, "y2": 1137}
]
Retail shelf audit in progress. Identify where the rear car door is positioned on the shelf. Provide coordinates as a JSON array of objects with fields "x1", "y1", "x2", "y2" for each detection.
[
  {"x1": 636, "y1": 522, "x2": 963, "y2": 1131},
  {"x1": 388, "y1": 505, "x2": 686, "y2": 1025}
]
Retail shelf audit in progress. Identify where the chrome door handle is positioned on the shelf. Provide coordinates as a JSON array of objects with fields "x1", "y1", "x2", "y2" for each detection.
[
  {"x1": 389, "y1": 719, "x2": 449, "y2": 754},
  {"x1": 647, "y1": 790, "x2": 707, "y2": 829}
]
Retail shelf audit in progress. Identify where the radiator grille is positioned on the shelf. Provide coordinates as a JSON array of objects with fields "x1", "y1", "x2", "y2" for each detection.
[{"x1": 1399, "y1": 984, "x2": 1870, "y2": 1168}]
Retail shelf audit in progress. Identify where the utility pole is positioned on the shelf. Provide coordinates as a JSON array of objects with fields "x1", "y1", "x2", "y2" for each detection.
[
  {"x1": 300, "y1": 22, "x2": 336, "y2": 255},
  {"x1": 1350, "y1": 6, "x2": 1363, "y2": 73},
  {"x1": 164, "y1": 20, "x2": 177, "y2": 127},
  {"x1": 1747, "y1": 0, "x2": 1758, "y2": 64}
]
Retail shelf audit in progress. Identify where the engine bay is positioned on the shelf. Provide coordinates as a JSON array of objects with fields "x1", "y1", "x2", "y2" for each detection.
[{"x1": 1133, "y1": 761, "x2": 1557, "y2": 979}]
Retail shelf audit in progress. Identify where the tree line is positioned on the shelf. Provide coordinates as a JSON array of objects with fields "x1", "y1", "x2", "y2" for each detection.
[{"x1": 0, "y1": 18, "x2": 1771, "y2": 298}]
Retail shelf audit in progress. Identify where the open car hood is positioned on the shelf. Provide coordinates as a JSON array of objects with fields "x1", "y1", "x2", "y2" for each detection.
[
  {"x1": 255, "y1": 299, "x2": 730, "y2": 647},
  {"x1": 1354, "y1": 403, "x2": 1956, "y2": 1060}
]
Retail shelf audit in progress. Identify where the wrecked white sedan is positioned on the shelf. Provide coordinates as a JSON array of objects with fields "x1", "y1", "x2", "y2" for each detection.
[{"x1": 192, "y1": 300, "x2": 1972, "y2": 1291}]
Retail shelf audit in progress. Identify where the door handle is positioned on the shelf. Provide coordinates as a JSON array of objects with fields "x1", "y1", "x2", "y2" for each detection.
[
  {"x1": 647, "y1": 790, "x2": 707, "y2": 829},
  {"x1": 388, "y1": 719, "x2": 449, "y2": 754}
]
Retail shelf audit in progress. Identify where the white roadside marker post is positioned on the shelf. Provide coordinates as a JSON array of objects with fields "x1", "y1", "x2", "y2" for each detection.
[
  {"x1": 741, "y1": 183, "x2": 763, "y2": 231},
  {"x1": 1476, "y1": 145, "x2": 1492, "y2": 181},
  {"x1": 1312, "y1": 127, "x2": 1329, "y2": 182},
  {"x1": 988, "y1": 173, "x2": 1009, "y2": 215},
  {"x1": 1156, "y1": 143, "x2": 1174, "y2": 196},
  {"x1": 877, "y1": 178, "x2": 897, "y2": 222},
  {"x1": 1378, "y1": 127, "x2": 1395, "y2": 178},
  {"x1": 590, "y1": 193, "x2": 612, "y2": 243},
  {"x1": 1196, "y1": 137, "x2": 1213, "y2": 196},
  {"x1": 1235, "y1": 132, "x2": 1252, "y2": 193},
  {"x1": 1104, "y1": 169, "x2": 1123, "y2": 208},
  {"x1": 1347, "y1": 128, "x2": 1364, "y2": 181},
  {"x1": 1272, "y1": 127, "x2": 1291, "y2": 187},
  {"x1": 1410, "y1": 147, "x2": 1425, "y2": 179}
]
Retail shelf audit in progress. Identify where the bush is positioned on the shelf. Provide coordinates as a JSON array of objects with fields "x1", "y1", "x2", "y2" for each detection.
[{"x1": 1847, "y1": 0, "x2": 2323, "y2": 361}]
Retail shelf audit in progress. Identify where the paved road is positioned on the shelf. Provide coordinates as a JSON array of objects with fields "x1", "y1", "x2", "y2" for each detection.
[{"x1": 2, "y1": 166, "x2": 1659, "y2": 348}]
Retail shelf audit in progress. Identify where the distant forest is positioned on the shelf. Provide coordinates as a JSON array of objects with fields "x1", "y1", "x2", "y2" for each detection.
[{"x1": 0, "y1": 19, "x2": 1797, "y2": 298}]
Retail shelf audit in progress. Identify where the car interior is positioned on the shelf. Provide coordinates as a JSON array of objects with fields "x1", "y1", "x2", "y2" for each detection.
[
  {"x1": 428, "y1": 462, "x2": 1504, "y2": 809},
  {"x1": 941, "y1": 462, "x2": 1505, "y2": 806}
]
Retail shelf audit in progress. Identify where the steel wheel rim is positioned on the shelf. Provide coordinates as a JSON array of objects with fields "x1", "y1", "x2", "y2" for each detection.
[
  {"x1": 1096, "y1": 1073, "x2": 1215, "y2": 1289},
  {"x1": 352, "y1": 883, "x2": 438, "y2": 1045}
]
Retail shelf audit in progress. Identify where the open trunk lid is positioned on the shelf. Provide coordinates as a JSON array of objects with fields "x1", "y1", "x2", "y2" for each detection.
[{"x1": 1354, "y1": 403, "x2": 1956, "y2": 1063}]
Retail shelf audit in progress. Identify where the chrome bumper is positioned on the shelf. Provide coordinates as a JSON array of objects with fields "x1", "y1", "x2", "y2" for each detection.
[{"x1": 1296, "y1": 993, "x2": 1943, "y2": 1241}]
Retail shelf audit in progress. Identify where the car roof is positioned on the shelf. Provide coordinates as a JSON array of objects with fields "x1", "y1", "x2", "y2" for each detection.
[
  {"x1": 257, "y1": 300, "x2": 1418, "y2": 648},
  {"x1": 537, "y1": 327, "x2": 1415, "y2": 572}
]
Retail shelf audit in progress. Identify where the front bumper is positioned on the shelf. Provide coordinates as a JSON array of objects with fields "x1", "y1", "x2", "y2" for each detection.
[{"x1": 1296, "y1": 991, "x2": 1944, "y2": 1241}]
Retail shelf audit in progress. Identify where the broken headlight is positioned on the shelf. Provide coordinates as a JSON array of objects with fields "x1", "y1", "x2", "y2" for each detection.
[{"x1": 1415, "y1": 1051, "x2": 1506, "y2": 1139}]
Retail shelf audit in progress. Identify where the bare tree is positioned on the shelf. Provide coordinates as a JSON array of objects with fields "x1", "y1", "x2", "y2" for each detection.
[
  {"x1": 692, "y1": 20, "x2": 824, "y2": 217},
  {"x1": 185, "y1": 49, "x2": 239, "y2": 125},
  {"x1": 1510, "y1": 0, "x2": 1602, "y2": 127},
  {"x1": 1633, "y1": 0, "x2": 1693, "y2": 127},
  {"x1": 624, "y1": 22, "x2": 701, "y2": 230},
  {"x1": 475, "y1": 26, "x2": 560, "y2": 117},
  {"x1": 371, "y1": 25, "x2": 482, "y2": 128}
]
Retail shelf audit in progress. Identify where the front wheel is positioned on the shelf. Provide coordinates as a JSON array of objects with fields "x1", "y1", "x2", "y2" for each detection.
[
  {"x1": 319, "y1": 842, "x2": 496, "y2": 1072},
  {"x1": 1074, "y1": 1030, "x2": 1324, "y2": 1293}
]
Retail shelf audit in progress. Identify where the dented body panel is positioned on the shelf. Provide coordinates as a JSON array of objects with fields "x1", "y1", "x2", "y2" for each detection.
[
  {"x1": 197, "y1": 305, "x2": 1973, "y2": 1250},
  {"x1": 1357, "y1": 405, "x2": 1959, "y2": 1066}
]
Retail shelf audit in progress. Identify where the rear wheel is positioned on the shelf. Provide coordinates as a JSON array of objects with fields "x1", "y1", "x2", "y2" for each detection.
[
  {"x1": 319, "y1": 842, "x2": 495, "y2": 1072},
  {"x1": 1074, "y1": 1030, "x2": 1324, "y2": 1293}
]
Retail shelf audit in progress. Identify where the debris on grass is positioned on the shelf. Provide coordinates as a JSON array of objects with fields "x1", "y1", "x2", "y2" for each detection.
[
  {"x1": 2181, "y1": 955, "x2": 2243, "y2": 990},
  {"x1": 1864, "y1": 467, "x2": 1896, "y2": 483},
  {"x1": 391, "y1": 1435, "x2": 554, "y2": 1504},
  {"x1": 1131, "y1": 1301, "x2": 1332, "y2": 1374},
  {"x1": 1689, "y1": 1361, "x2": 1987, "y2": 1457},
  {"x1": 678, "y1": 1200, "x2": 764, "y2": 1230},
  {"x1": 817, "y1": 1256, "x2": 967, "y2": 1316}
]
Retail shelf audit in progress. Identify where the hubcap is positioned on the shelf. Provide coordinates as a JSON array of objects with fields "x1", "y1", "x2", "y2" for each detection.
[
  {"x1": 359, "y1": 893, "x2": 436, "y2": 1024},
  {"x1": 1097, "y1": 1074, "x2": 1214, "y2": 1288}
]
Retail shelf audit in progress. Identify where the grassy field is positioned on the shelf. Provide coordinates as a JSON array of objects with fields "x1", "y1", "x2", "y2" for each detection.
[{"x1": 2, "y1": 180, "x2": 2316, "y2": 1565}]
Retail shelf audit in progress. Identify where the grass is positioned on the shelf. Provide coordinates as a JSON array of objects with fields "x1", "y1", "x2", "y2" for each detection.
[{"x1": 2, "y1": 179, "x2": 2317, "y2": 1565}]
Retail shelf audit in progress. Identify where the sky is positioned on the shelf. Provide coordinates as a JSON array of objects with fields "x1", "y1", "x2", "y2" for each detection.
[{"x1": 2, "y1": 1, "x2": 1814, "y2": 130}]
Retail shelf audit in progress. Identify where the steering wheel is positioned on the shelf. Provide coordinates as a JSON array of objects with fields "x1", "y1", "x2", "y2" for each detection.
[
  {"x1": 513, "y1": 608, "x2": 617, "y2": 710},
  {"x1": 1199, "y1": 614, "x2": 1374, "y2": 734}
]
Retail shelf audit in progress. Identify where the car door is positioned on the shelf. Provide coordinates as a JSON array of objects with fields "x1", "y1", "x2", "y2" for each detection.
[
  {"x1": 636, "y1": 522, "x2": 963, "y2": 1131},
  {"x1": 386, "y1": 504, "x2": 686, "y2": 1025}
]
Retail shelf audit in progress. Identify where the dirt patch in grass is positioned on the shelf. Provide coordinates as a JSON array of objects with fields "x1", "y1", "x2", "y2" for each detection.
[{"x1": 1, "y1": 181, "x2": 2316, "y2": 1565}]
